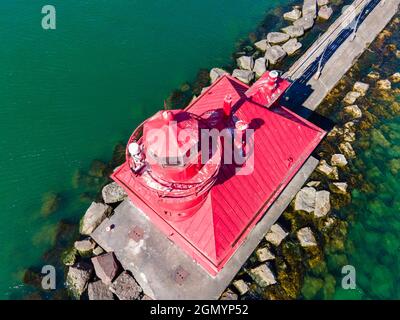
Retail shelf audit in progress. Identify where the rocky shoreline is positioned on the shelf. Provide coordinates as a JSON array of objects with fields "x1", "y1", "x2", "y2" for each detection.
[{"x1": 21, "y1": 0, "x2": 398, "y2": 300}]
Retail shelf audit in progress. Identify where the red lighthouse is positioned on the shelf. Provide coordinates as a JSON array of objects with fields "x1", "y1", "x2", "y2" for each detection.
[{"x1": 112, "y1": 71, "x2": 325, "y2": 275}]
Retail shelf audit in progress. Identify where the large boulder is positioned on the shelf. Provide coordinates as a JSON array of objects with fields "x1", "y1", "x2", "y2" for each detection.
[
  {"x1": 329, "y1": 182, "x2": 348, "y2": 195},
  {"x1": 249, "y1": 264, "x2": 276, "y2": 287},
  {"x1": 282, "y1": 38, "x2": 302, "y2": 55},
  {"x1": 237, "y1": 56, "x2": 254, "y2": 71},
  {"x1": 297, "y1": 227, "x2": 317, "y2": 247},
  {"x1": 265, "y1": 224, "x2": 288, "y2": 246},
  {"x1": 265, "y1": 45, "x2": 287, "y2": 65},
  {"x1": 303, "y1": 0, "x2": 318, "y2": 19},
  {"x1": 233, "y1": 279, "x2": 249, "y2": 295},
  {"x1": 353, "y1": 81, "x2": 370, "y2": 96},
  {"x1": 293, "y1": 14, "x2": 315, "y2": 31},
  {"x1": 110, "y1": 271, "x2": 142, "y2": 300},
  {"x1": 314, "y1": 190, "x2": 331, "y2": 218},
  {"x1": 282, "y1": 25, "x2": 305, "y2": 38},
  {"x1": 343, "y1": 91, "x2": 361, "y2": 105},
  {"x1": 66, "y1": 262, "x2": 93, "y2": 297},
  {"x1": 331, "y1": 154, "x2": 348, "y2": 167},
  {"x1": 88, "y1": 280, "x2": 114, "y2": 300},
  {"x1": 74, "y1": 239, "x2": 96, "y2": 256},
  {"x1": 253, "y1": 57, "x2": 267, "y2": 77},
  {"x1": 102, "y1": 182, "x2": 127, "y2": 204},
  {"x1": 344, "y1": 105, "x2": 363, "y2": 119},
  {"x1": 232, "y1": 69, "x2": 255, "y2": 84},
  {"x1": 210, "y1": 68, "x2": 228, "y2": 83},
  {"x1": 80, "y1": 202, "x2": 112, "y2": 235},
  {"x1": 318, "y1": 5, "x2": 333, "y2": 20},
  {"x1": 283, "y1": 8, "x2": 302, "y2": 21},
  {"x1": 256, "y1": 247, "x2": 275, "y2": 262},
  {"x1": 267, "y1": 32, "x2": 290, "y2": 45},
  {"x1": 294, "y1": 187, "x2": 316, "y2": 213},
  {"x1": 254, "y1": 39, "x2": 270, "y2": 52},
  {"x1": 92, "y1": 252, "x2": 120, "y2": 285}
]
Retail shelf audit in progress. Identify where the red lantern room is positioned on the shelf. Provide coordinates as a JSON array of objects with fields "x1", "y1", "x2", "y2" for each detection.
[{"x1": 112, "y1": 71, "x2": 326, "y2": 275}]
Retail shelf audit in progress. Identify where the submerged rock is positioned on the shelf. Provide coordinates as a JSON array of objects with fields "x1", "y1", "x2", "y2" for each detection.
[
  {"x1": 331, "y1": 154, "x2": 348, "y2": 167},
  {"x1": 254, "y1": 39, "x2": 270, "y2": 52},
  {"x1": 66, "y1": 262, "x2": 93, "y2": 298},
  {"x1": 343, "y1": 91, "x2": 361, "y2": 105},
  {"x1": 265, "y1": 224, "x2": 288, "y2": 246},
  {"x1": 80, "y1": 202, "x2": 112, "y2": 235},
  {"x1": 265, "y1": 45, "x2": 287, "y2": 65},
  {"x1": 297, "y1": 227, "x2": 317, "y2": 247},
  {"x1": 283, "y1": 8, "x2": 302, "y2": 21},
  {"x1": 232, "y1": 69, "x2": 255, "y2": 84},
  {"x1": 248, "y1": 264, "x2": 276, "y2": 287},
  {"x1": 282, "y1": 25, "x2": 305, "y2": 38},
  {"x1": 294, "y1": 14, "x2": 315, "y2": 31},
  {"x1": 40, "y1": 192, "x2": 60, "y2": 217},
  {"x1": 367, "y1": 71, "x2": 380, "y2": 80},
  {"x1": 110, "y1": 271, "x2": 142, "y2": 300},
  {"x1": 62, "y1": 247, "x2": 77, "y2": 266},
  {"x1": 377, "y1": 79, "x2": 392, "y2": 90},
  {"x1": 301, "y1": 276, "x2": 324, "y2": 299},
  {"x1": 353, "y1": 81, "x2": 370, "y2": 96},
  {"x1": 102, "y1": 182, "x2": 127, "y2": 204},
  {"x1": 253, "y1": 57, "x2": 267, "y2": 77},
  {"x1": 233, "y1": 279, "x2": 249, "y2": 295},
  {"x1": 209, "y1": 68, "x2": 228, "y2": 84},
  {"x1": 237, "y1": 56, "x2": 254, "y2": 71},
  {"x1": 256, "y1": 247, "x2": 275, "y2": 262},
  {"x1": 344, "y1": 105, "x2": 363, "y2": 119},
  {"x1": 318, "y1": 5, "x2": 333, "y2": 20},
  {"x1": 390, "y1": 72, "x2": 400, "y2": 83},
  {"x1": 329, "y1": 182, "x2": 348, "y2": 195},
  {"x1": 294, "y1": 187, "x2": 316, "y2": 213},
  {"x1": 88, "y1": 281, "x2": 114, "y2": 300},
  {"x1": 314, "y1": 190, "x2": 331, "y2": 218},
  {"x1": 92, "y1": 252, "x2": 120, "y2": 285},
  {"x1": 267, "y1": 32, "x2": 290, "y2": 45},
  {"x1": 282, "y1": 38, "x2": 302, "y2": 55}
]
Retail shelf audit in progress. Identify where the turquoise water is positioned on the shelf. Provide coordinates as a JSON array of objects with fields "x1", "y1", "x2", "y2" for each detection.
[{"x1": 0, "y1": 0, "x2": 292, "y2": 299}]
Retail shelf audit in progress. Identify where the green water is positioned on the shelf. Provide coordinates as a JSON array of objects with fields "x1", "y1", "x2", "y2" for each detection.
[{"x1": 0, "y1": 0, "x2": 296, "y2": 299}]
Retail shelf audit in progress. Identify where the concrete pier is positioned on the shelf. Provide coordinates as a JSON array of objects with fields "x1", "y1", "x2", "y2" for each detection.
[{"x1": 91, "y1": 0, "x2": 399, "y2": 300}]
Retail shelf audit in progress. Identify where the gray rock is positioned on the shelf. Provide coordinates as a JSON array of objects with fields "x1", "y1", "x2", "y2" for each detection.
[
  {"x1": 249, "y1": 264, "x2": 276, "y2": 287},
  {"x1": 256, "y1": 247, "x2": 275, "y2": 262},
  {"x1": 294, "y1": 14, "x2": 315, "y2": 31},
  {"x1": 377, "y1": 79, "x2": 392, "y2": 90},
  {"x1": 283, "y1": 8, "x2": 302, "y2": 21},
  {"x1": 253, "y1": 57, "x2": 267, "y2": 77},
  {"x1": 318, "y1": 5, "x2": 333, "y2": 20},
  {"x1": 265, "y1": 224, "x2": 288, "y2": 246},
  {"x1": 232, "y1": 69, "x2": 255, "y2": 84},
  {"x1": 102, "y1": 182, "x2": 127, "y2": 204},
  {"x1": 220, "y1": 289, "x2": 238, "y2": 300},
  {"x1": 265, "y1": 45, "x2": 287, "y2": 65},
  {"x1": 110, "y1": 271, "x2": 142, "y2": 300},
  {"x1": 93, "y1": 246, "x2": 105, "y2": 256},
  {"x1": 254, "y1": 39, "x2": 271, "y2": 52},
  {"x1": 307, "y1": 180, "x2": 321, "y2": 187},
  {"x1": 80, "y1": 202, "x2": 112, "y2": 235},
  {"x1": 267, "y1": 32, "x2": 290, "y2": 45},
  {"x1": 74, "y1": 239, "x2": 95, "y2": 255},
  {"x1": 317, "y1": 0, "x2": 329, "y2": 6},
  {"x1": 210, "y1": 68, "x2": 228, "y2": 83},
  {"x1": 237, "y1": 56, "x2": 254, "y2": 71},
  {"x1": 343, "y1": 91, "x2": 361, "y2": 104},
  {"x1": 282, "y1": 25, "x2": 305, "y2": 38},
  {"x1": 294, "y1": 187, "x2": 316, "y2": 213},
  {"x1": 344, "y1": 105, "x2": 363, "y2": 119},
  {"x1": 88, "y1": 281, "x2": 114, "y2": 300},
  {"x1": 331, "y1": 154, "x2": 348, "y2": 167},
  {"x1": 343, "y1": 130, "x2": 356, "y2": 143},
  {"x1": 327, "y1": 126, "x2": 343, "y2": 138},
  {"x1": 329, "y1": 182, "x2": 348, "y2": 195},
  {"x1": 92, "y1": 252, "x2": 120, "y2": 285},
  {"x1": 316, "y1": 160, "x2": 335, "y2": 177},
  {"x1": 297, "y1": 227, "x2": 317, "y2": 247},
  {"x1": 233, "y1": 279, "x2": 249, "y2": 295},
  {"x1": 314, "y1": 190, "x2": 330, "y2": 218},
  {"x1": 353, "y1": 81, "x2": 370, "y2": 96},
  {"x1": 303, "y1": 0, "x2": 318, "y2": 19},
  {"x1": 282, "y1": 38, "x2": 302, "y2": 55},
  {"x1": 66, "y1": 262, "x2": 93, "y2": 297},
  {"x1": 339, "y1": 142, "x2": 356, "y2": 159}
]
